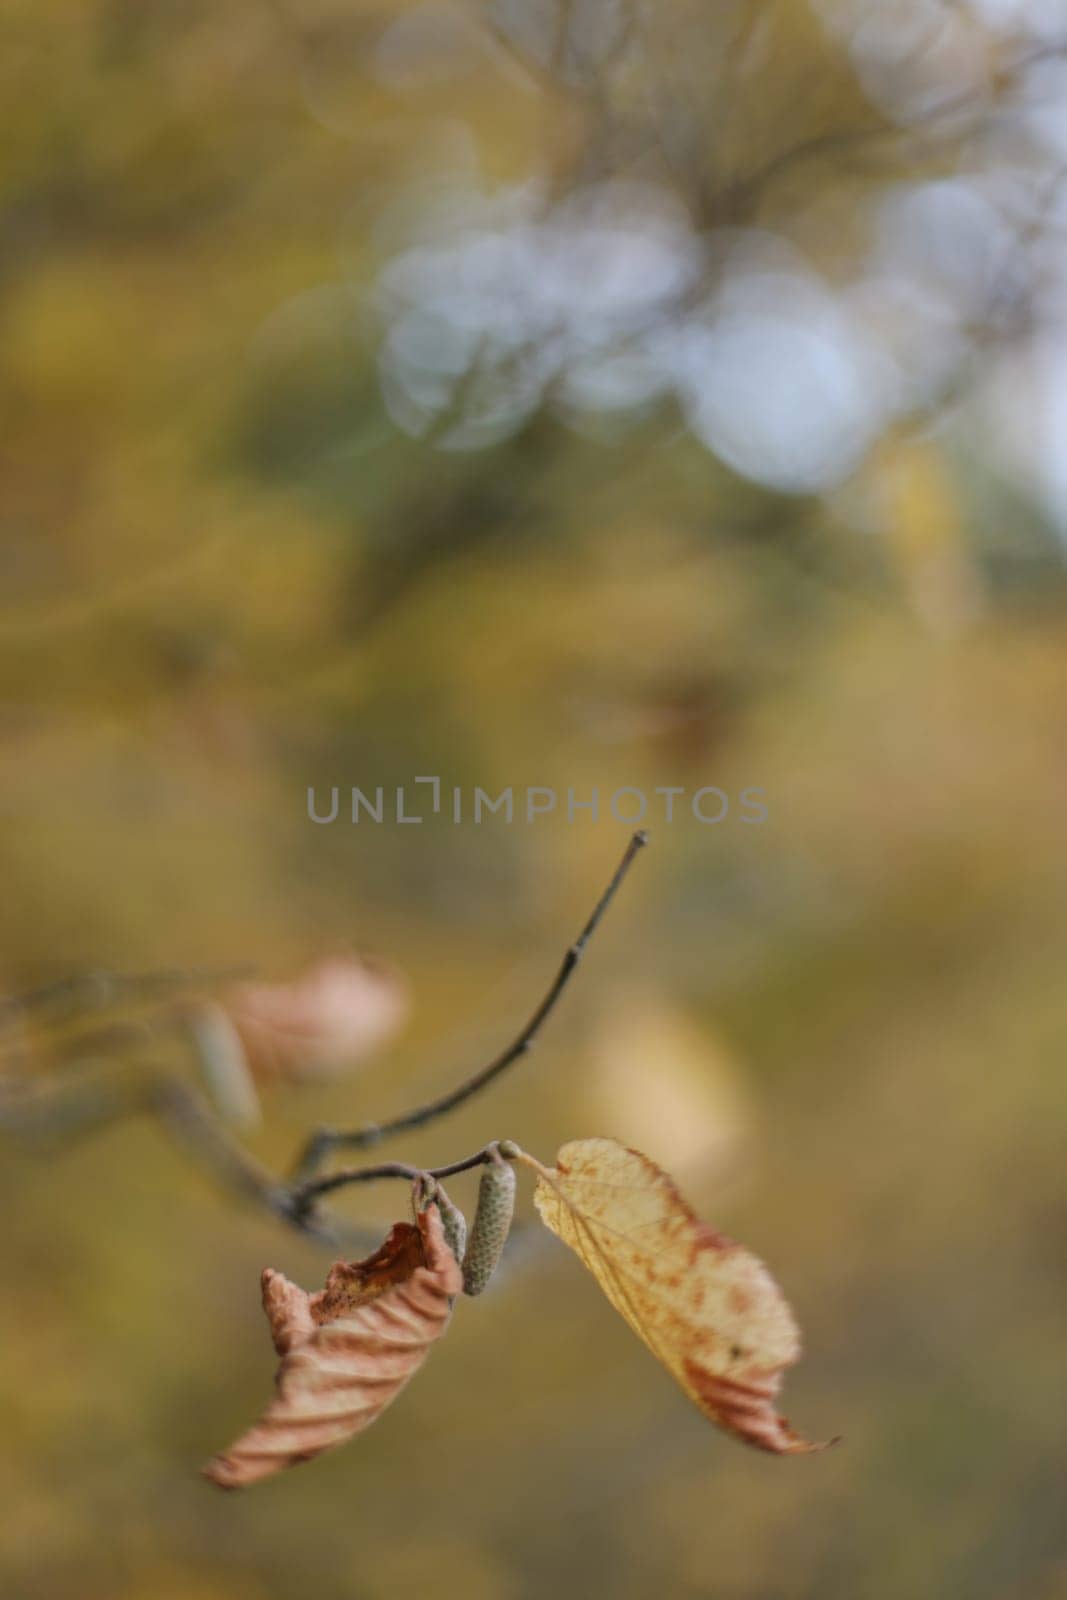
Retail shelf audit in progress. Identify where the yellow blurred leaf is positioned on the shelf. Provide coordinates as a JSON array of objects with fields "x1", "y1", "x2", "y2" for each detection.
[
  {"x1": 586, "y1": 989, "x2": 751, "y2": 1197},
  {"x1": 529, "y1": 1137, "x2": 830, "y2": 1455}
]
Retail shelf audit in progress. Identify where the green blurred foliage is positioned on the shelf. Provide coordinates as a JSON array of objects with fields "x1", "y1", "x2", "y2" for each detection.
[{"x1": 2, "y1": 2, "x2": 1067, "y2": 1597}]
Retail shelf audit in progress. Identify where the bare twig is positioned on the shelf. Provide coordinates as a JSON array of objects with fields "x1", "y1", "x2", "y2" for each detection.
[
  {"x1": 290, "y1": 1138, "x2": 518, "y2": 1218},
  {"x1": 0, "y1": 834, "x2": 649, "y2": 1252},
  {"x1": 290, "y1": 829, "x2": 648, "y2": 1182}
]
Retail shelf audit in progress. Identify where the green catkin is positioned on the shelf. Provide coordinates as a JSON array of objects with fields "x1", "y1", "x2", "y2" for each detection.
[
  {"x1": 462, "y1": 1158, "x2": 516, "y2": 1297},
  {"x1": 435, "y1": 1187, "x2": 468, "y2": 1270}
]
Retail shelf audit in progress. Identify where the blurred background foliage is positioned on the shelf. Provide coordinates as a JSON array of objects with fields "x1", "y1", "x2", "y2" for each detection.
[{"x1": 3, "y1": 0, "x2": 1067, "y2": 1595}]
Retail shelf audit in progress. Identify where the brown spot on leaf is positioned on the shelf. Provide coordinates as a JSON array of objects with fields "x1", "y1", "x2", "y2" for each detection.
[{"x1": 311, "y1": 1222, "x2": 426, "y2": 1320}]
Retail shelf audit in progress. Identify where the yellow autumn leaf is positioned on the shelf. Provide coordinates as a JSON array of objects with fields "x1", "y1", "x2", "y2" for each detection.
[{"x1": 529, "y1": 1137, "x2": 831, "y2": 1455}]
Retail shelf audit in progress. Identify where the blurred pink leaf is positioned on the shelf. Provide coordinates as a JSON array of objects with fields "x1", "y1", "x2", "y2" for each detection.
[{"x1": 224, "y1": 955, "x2": 409, "y2": 1082}]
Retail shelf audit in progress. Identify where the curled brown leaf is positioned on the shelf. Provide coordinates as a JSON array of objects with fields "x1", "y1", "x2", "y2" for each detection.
[
  {"x1": 203, "y1": 1203, "x2": 461, "y2": 1488},
  {"x1": 530, "y1": 1137, "x2": 832, "y2": 1455}
]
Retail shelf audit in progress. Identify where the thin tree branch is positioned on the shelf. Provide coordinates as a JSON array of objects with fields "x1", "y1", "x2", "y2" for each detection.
[
  {"x1": 289, "y1": 829, "x2": 649, "y2": 1182},
  {"x1": 290, "y1": 1139, "x2": 517, "y2": 1216}
]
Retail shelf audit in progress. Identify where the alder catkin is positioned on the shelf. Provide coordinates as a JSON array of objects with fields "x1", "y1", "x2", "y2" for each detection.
[
  {"x1": 462, "y1": 1159, "x2": 516, "y2": 1297},
  {"x1": 434, "y1": 1189, "x2": 468, "y2": 1271}
]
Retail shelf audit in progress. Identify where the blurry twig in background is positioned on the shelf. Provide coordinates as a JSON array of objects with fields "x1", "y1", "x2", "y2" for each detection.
[
  {"x1": 0, "y1": 1035, "x2": 376, "y2": 1250},
  {"x1": 0, "y1": 964, "x2": 256, "y2": 1036},
  {"x1": 0, "y1": 1028, "x2": 314, "y2": 1244}
]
